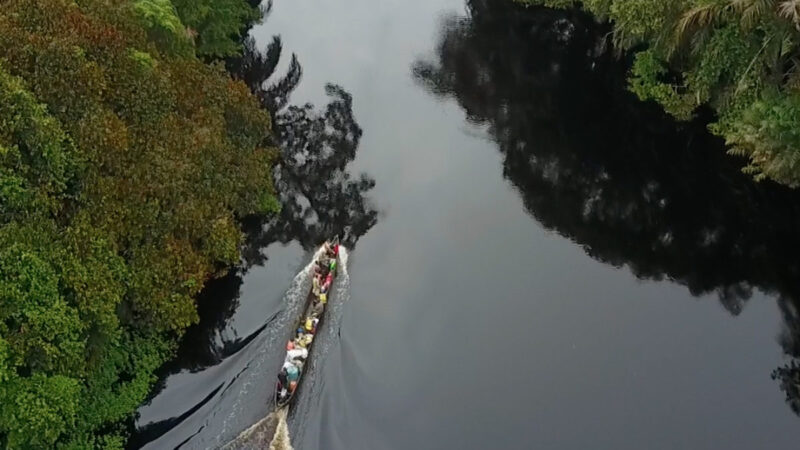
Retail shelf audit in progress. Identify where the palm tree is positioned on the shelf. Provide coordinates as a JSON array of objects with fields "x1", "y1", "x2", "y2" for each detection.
[{"x1": 671, "y1": 0, "x2": 800, "y2": 89}]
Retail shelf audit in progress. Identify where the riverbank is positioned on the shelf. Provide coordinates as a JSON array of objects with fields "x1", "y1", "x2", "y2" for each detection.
[{"x1": 0, "y1": 0, "x2": 280, "y2": 447}]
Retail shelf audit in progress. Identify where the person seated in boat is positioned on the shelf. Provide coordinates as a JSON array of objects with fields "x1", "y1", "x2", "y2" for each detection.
[
  {"x1": 297, "y1": 332, "x2": 313, "y2": 348},
  {"x1": 317, "y1": 263, "x2": 330, "y2": 283},
  {"x1": 284, "y1": 361, "x2": 300, "y2": 387},
  {"x1": 318, "y1": 252, "x2": 331, "y2": 267},
  {"x1": 328, "y1": 258, "x2": 337, "y2": 274},
  {"x1": 278, "y1": 384, "x2": 289, "y2": 402},
  {"x1": 284, "y1": 349, "x2": 307, "y2": 379},
  {"x1": 313, "y1": 264, "x2": 326, "y2": 285},
  {"x1": 305, "y1": 317, "x2": 314, "y2": 334},
  {"x1": 277, "y1": 369, "x2": 289, "y2": 398},
  {"x1": 286, "y1": 346, "x2": 308, "y2": 362},
  {"x1": 323, "y1": 241, "x2": 338, "y2": 258},
  {"x1": 311, "y1": 298, "x2": 324, "y2": 316},
  {"x1": 316, "y1": 257, "x2": 330, "y2": 274},
  {"x1": 304, "y1": 317, "x2": 320, "y2": 334},
  {"x1": 320, "y1": 272, "x2": 333, "y2": 293},
  {"x1": 312, "y1": 273, "x2": 322, "y2": 296}
]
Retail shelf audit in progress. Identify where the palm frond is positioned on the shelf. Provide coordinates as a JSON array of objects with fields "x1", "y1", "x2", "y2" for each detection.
[
  {"x1": 779, "y1": 0, "x2": 800, "y2": 27},
  {"x1": 673, "y1": 2, "x2": 728, "y2": 54},
  {"x1": 731, "y1": 0, "x2": 777, "y2": 28},
  {"x1": 784, "y1": 57, "x2": 800, "y2": 89}
]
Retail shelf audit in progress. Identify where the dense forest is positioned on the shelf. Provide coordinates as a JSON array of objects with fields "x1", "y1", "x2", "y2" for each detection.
[
  {"x1": 0, "y1": 0, "x2": 281, "y2": 447},
  {"x1": 519, "y1": 0, "x2": 800, "y2": 187},
  {"x1": 7, "y1": 0, "x2": 800, "y2": 447}
]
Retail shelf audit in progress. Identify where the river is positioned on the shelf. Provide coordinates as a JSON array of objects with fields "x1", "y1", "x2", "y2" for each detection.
[{"x1": 131, "y1": 0, "x2": 800, "y2": 449}]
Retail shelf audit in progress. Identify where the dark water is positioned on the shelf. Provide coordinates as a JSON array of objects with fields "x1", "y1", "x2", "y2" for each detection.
[{"x1": 132, "y1": 0, "x2": 800, "y2": 448}]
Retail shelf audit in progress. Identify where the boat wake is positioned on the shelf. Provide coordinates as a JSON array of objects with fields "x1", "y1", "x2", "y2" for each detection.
[
  {"x1": 220, "y1": 247, "x2": 350, "y2": 449},
  {"x1": 269, "y1": 409, "x2": 293, "y2": 450},
  {"x1": 220, "y1": 408, "x2": 292, "y2": 450}
]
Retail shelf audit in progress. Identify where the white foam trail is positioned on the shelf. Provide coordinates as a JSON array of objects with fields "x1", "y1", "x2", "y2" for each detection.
[
  {"x1": 220, "y1": 408, "x2": 293, "y2": 450},
  {"x1": 269, "y1": 409, "x2": 292, "y2": 450}
]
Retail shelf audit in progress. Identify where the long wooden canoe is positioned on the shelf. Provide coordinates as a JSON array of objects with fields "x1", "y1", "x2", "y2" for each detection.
[{"x1": 274, "y1": 241, "x2": 338, "y2": 408}]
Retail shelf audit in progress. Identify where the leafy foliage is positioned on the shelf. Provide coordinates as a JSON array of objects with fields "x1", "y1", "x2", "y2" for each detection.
[
  {"x1": 172, "y1": 0, "x2": 262, "y2": 58},
  {"x1": 0, "y1": 0, "x2": 276, "y2": 446},
  {"x1": 133, "y1": 0, "x2": 193, "y2": 56},
  {"x1": 518, "y1": 0, "x2": 800, "y2": 187}
]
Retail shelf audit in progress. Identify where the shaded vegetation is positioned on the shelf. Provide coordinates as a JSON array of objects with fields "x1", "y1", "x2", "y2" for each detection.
[
  {"x1": 519, "y1": 0, "x2": 800, "y2": 187},
  {"x1": 0, "y1": 0, "x2": 278, "y2": 447},
  {"x1": 414, "y1": 0, "x2": 800, "y2": 421}
]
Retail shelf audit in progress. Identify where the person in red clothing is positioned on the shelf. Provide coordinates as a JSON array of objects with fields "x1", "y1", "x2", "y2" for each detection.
[
  {"x1": 312, "y1": 272, "x2": 322, "y2": 296},
  {"x1": 321, "y1": 272, "x2": 333, "y2": 293},
  {"x1": 323, "y1": 240, "x2": 338, "y2": 258}
]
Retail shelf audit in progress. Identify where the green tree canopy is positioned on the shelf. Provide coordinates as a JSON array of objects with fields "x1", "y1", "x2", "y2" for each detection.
[
  {"x1": 172, "y1": 0, "x2": 262, "y2": 57},
  {"x1": 520, "y1": 0, "x2": 800, "y2": 187},
  {"x1": 0, "y1": 0, "x2": 276, "y2": 446}
]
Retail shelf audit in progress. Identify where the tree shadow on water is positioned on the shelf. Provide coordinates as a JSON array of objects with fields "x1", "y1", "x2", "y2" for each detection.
[
  {"x1": 239, "y1": 83, "x2": 377, "y2": 267},
  {"x1": 228, "y1": 28, "x2": 377, "y2": 267},
  {"x1": 169, "y1": 13, "x2": 378, "y2": 369},
  {"x1": 413, "y1": 0, "x2": 800, "y2": 418},
  {"x1": 170, "y1": 28, "x2": 376, "y2": 370},
  {"x1": 132, "y1": 16, "x2": 377, "y2": 445}
]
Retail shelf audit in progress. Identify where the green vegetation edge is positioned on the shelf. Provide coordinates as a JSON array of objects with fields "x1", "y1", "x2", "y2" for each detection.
[
  {"x1": 0, "y1": 0, "x2": 278, "y2": 447},
  {"x1": 518, "y1": 0, "x2": 800, "y2": 187}
]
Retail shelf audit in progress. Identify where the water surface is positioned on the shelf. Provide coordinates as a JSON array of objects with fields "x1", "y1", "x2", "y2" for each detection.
[{"x1": 133, "y1": 0, "x2": 800, "y2": 448}]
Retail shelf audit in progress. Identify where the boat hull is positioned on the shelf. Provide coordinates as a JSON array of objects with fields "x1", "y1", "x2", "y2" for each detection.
[{"x1": 274, "y1": 246, "x2": 338, "y2": 408}]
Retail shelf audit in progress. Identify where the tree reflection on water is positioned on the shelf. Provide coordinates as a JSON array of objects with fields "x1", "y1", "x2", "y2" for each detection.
[
  {"x1": 134, "y1": 17, "x2": 378, "y2": 444},
  {"x1": 228, "y1": 32, "x2": 377, "y2": 267},
  {"x1": 148, "y1": 17, "x2": 377, "y2": 377},
  {"x1": 239, "y1": 82, "x2": 377, "y2": 267},
  {"x1": 413, "y1": 0, "x2": 800, "y2": 418}
]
